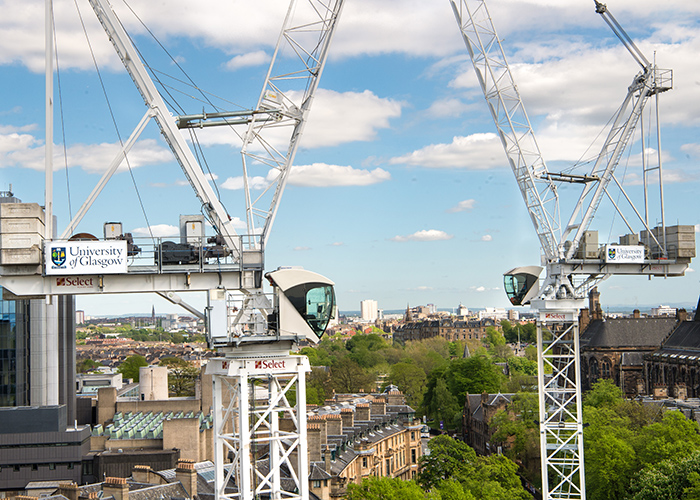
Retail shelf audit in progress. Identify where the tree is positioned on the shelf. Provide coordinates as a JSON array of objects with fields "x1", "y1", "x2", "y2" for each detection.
[
  {"x1": 331, "y1": 357, "x2": 374, "y2": 393},
  {"x1": 346, "y1": 476, "x2": 426, "y2": 500},
  {"x1": 419, "y1": 435, "x2": 479, "y2": 490},
  {"x1": 388, "y1": 361, "x2": 427, "y2": 408},
  {"x1": 418, "y1": 435, "x2": 531, "y2": 499},
  {"x1": 77, "y1": 358, "x2": 101, "y2": 373},
  {"x1": 160, "y1": 358, "x2": 200, "y2": 397},
  {"x1": 117, "y1": 355, "x2": 148, "y2": 382},
  {"x1": 444, "y1": 355, "x2": 504, "y2": 400},
  {"x1": 490, "y1": 392, "x2": 539, "y2": 485},
  {"x1": 583, "y1": 378, "x2": 624, "y2": 408},
  {"x1": 627, "y1": 451, "x2": 700, "y2": 500}
]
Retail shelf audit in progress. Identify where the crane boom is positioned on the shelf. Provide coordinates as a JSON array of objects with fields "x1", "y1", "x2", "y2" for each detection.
[
  {"x1": 88, "y1": 0, "x2": 241, "y2": 258},
  {"x1": 449, "y1": 0, "x2": 561, "y2": 262}
]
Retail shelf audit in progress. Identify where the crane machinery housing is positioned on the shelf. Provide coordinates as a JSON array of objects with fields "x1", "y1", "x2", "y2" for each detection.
[
  {"x1": 450, "y1": 1, "x2": 694, "y2": 499},
  {"x1": 0, "y1": 1, "x2": 345, "y2": 500}
]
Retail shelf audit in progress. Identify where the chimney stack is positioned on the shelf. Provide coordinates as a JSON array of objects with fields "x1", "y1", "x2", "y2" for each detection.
[
  {"x1": 340, "y1": 408, "x2": 354, "y2": 429},
  {"x1": 58, "y1": 483, "x2": 79, "y2": 500},
  {"x1": 325, "y1": 414, "x2": 342, "y2": 435},
  {"x1": 175, "y1": 459, "x2": 197, "y2": 499},
  {"x1": 103, "y1": 477, "x2": 129, "y2": 500}
]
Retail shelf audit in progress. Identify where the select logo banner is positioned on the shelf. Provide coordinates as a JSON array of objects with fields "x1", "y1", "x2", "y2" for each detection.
[
  {"x1": 605, "y1": 245, "x2": 644, "y2": 263},
  {"x1": 45, "y1": 240, "x2": 128, "y2": 275}
]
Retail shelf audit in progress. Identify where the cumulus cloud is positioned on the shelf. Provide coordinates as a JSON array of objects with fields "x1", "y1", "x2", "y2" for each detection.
[
  {"x1": 447, "y1": 199, "x2": 476, "y2": 213},
  {"x1": 391, "y1": 229, "x2": 453, "y2": 242},
  {"x1": 131, "y1": 224, "x2": 179, "y2": 237},
  {"x1": 288, "y1": 163, "x2": 390, "y2": 187},
  {"x1": 389, "y1": 134, "x2": 504, "y2": 169},
  {"x1": 220, "y1": 163, "x2": 390, "y2": 189},
  {"x1": 0, "y1": 131, "x2": 171, "y2": 173},
  {"x1": 426, "y1": 97, "x2": 471, "y2": 118},
  {"x1": 220, "y1": 175, "x2": 270, "y2": 191},
  {"x1": 481, "y1": 234, "x2": 492, "y2": 242},
  {"x1": 301, "y1": 89, "x2": 402, "y2": 148},
  {"x1": 224, "y1": 50, "x2": 270, "y2": 71},
  {"x1": 681, "y1": 143, "x2": 700, "y2": 158}
]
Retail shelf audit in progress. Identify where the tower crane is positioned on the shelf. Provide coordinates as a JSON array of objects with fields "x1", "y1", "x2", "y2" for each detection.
[
  {"x1": 449, "y1": 1, "x2": 693, "y2": 499},
  {"x1": 0, "y1": 1, "x2": 345, "y2": 499}
]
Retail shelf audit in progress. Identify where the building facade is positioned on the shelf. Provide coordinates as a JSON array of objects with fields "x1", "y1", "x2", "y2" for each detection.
[
  {"x1": 360, "y1": 300, "x2": 378, "y2": 322},
  {"x1": 393, "y1": 317, "x2": 498, "y2": 344}
]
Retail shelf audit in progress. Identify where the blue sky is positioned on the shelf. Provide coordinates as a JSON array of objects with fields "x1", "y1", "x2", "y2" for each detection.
[{"x1": 1, "y1": 0, "x2": 699, "y2": 316}]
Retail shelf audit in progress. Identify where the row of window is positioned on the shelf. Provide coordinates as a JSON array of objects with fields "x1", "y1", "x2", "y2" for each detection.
[{"x1": 1, "y1": 462, "x2": 76, "y2": 472}]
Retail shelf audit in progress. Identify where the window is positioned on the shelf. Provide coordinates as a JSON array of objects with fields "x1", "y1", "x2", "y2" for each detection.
[
  {"x1": 49, "y1": 463, "x2": 56, "y2": 470},
  {"x1": 312, "y1": 480, "x2": 321, "y2": 489},
  {"x1": 386, "y1": 459, "x2": 391, "y2": 474},
  {"x1": 411, "y1": 431, "x2": 415, "y2": 440},
  {"x1": 362, "y1": 457, "x2": 367, "y2": 468},
  {"x1": 411, "y1": 449, "x2": 417, "y2": 464}
]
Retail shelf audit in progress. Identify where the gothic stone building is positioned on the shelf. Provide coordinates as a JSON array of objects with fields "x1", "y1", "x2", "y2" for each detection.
[
  {"x1": 645, "y1": 299, "x2": 700, "y2": 400},
  {"x1": 579, "y1": 288, "x2": 682, "y2": 396}
]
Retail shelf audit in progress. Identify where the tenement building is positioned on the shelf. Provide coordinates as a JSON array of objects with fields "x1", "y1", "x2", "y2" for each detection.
[
  {"x1": 393, "y1": 317, "x2": 498, "y2": 343},
  {"x1": 302, "y1": 388, "x2": 423, "y2": 499}
]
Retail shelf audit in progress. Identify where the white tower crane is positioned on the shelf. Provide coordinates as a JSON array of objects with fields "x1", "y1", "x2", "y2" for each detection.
[
  {"x1": 0, "y1": 1, "x2": 345, "y2": 500},
  {"x1": 449, "y1": 1, "x2": 693, "y2": 499}
]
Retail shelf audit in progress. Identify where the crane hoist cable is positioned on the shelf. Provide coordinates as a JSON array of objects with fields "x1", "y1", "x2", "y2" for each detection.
[
  {"x1": 71, "y1": 0, "x2": 156, "y2": 243},
  {"x1": 51, "y1": 11, "x2": 74, "y2": 227}
]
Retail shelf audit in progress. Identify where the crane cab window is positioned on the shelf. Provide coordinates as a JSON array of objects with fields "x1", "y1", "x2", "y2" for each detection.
[
  {"x1": 285, "y1": 282, "x2": 335, "y2": 338},
  {"x1": 504, "y1": 273, "x2": 537, "y2": 306}
]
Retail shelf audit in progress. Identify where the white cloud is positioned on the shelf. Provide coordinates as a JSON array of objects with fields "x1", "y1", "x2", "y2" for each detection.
[
  {"x1": 425, "y1": 98, "x2": 471, "y2": 118},
  {"x1": 289, "y1": 163, "x2": 390, "y2": 187},
  {"x1": 0, "y1": 132, "x2": 171, "y2": 173},
  {"x1": 294, "y1": 246, "x2": 310, "y2": 251},
  {"x1": 205, "y1": 172, "x2": 218, "y2": 181},
  {"x1": 220, "y1": 163, "x2": 390, "y2": 190},
  {"x1": 473, "y1": 286, "x2": 486, "y2": 293},
  {"x1": 681, "y1": 143, "x2": 700, "y2": 158},
  {"x1": 447, "y1": 199, "x2": 476, "y2": 213},
  {"x1": 301, "y1": 89, "x2": 402, "y2": 148},
  {"x1": 390, "y1": 134, "x2": 504, "y2": 169},
  {"x1": 224, "y1": 50, "x2": 270, "y2": 71},
  {"x1": 481, "y1": 234, "x2": 492, "y2": 242},
  {"x1": 132, "y1": 224, "x2": 179, "y2": 238},
  {"x1": 184, "y1": 89, "x2": 402, "y2": 152},
  {"x1": 391, "y1": 229, "x2": 454, "y2": 242},
  {"x1": 220, "y1": 175, "x2": 269, "y2": 191},
  {"x1": 330, "y1": 242, "x2": 344, "y2": 246}
]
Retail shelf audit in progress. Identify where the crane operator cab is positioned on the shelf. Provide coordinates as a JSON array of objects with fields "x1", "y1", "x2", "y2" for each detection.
[
  {"x1": 503, "y1": 266, "x2": 542, "y2": 306},
  {"x1": 266, "y1": 268, "x2": 336, "y2": 344}
]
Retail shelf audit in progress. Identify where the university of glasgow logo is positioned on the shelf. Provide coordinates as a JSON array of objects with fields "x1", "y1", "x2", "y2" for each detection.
[
  {"x1": 608, "y1": 247, "x2": 616, "y2": 260},
  {"x1": 51, "y1": 247, "x2": 66, "y2": 267}
]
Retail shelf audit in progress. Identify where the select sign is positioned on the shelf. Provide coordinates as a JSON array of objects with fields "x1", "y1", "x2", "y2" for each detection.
[{"x1": 45, "y1": 240, "x2": 128, "y2": 275}]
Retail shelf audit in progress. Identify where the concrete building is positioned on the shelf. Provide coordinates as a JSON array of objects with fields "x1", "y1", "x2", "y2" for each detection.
[
  {"x1": 360, "y1": 300, "x2": 378, "y2": 322},
  {"x1": 0, "y1": 191, "x2": 82, "y2": 494},
  {"x1": 0, "y1": 406, "x2": 90, "y2": 492}
]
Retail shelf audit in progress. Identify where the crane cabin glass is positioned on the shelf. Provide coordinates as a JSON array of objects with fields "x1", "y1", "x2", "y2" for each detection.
[{"x1": 285, "y1": 282, "x2": 336, "y2": 339}]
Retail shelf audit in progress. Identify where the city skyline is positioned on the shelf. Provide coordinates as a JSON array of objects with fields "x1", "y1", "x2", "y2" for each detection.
[{"x1": 1, "y1": 0, "x2": 699, "y2": 316}]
